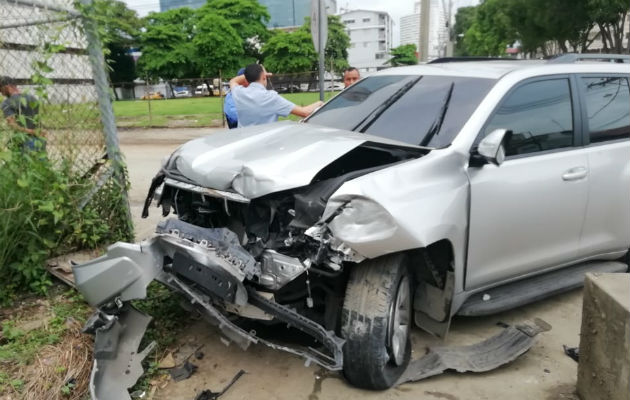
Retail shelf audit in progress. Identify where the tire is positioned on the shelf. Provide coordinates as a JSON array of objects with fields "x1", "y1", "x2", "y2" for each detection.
[{"x1": 340, "y1": 254, "x2": 412, "y2": 390}]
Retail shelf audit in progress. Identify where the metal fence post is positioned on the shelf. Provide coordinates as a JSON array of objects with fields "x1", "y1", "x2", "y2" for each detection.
[{"x1": 80, "y1": 0, "x2": 133, "y2": 232}]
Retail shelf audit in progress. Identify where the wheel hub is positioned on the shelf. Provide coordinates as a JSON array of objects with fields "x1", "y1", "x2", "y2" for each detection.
[{"x1": 388, "y1": 274, "x2": 411, "y2": 366}]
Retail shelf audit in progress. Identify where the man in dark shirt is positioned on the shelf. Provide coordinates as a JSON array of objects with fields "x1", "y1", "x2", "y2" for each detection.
[{"x1": 0, "y1": 76, "x2": 46, "y2": 151}]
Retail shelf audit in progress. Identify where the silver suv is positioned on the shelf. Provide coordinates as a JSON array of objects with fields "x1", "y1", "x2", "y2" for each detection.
[{"x1": 74, "y1": 55, "x2": 630, "y2": 397}]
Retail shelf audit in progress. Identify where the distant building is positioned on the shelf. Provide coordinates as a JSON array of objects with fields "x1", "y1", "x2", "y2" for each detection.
[
  {"x1": 159, "y1": 0, "x2": 204, "y2": 12},
  {"x1": 340, "y1": 9, "x2": 393, "y2": 75},
  {"x1": 399, "y1": 0, "x2": 447, "y2": 60},
  {"x1": 259, "y1": 0, "x2": 336, "y2": 28}
]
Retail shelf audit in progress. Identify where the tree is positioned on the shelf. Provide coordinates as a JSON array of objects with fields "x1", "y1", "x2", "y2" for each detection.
[
  {"x1": 193, "y1": 13, "x2": 244, "y2": 77},
  {"x1": 261, "y1": 29, "x2": 317, "y2": 73},
  {"x1": 453, "y1": 6, "x2": 477, "y2": 56},
  {"x1": 90, "y1": 0, "x2": 141, "y2": 82},
  {"x1": 386, "y1": 44, "x2": 418, "y2": 66},
  {"x1": 588, "y1": 0, "x2": 629, "y2": 53},
  {"x1": 262, "y1": 15, "x2": 350, "y2": 73},
  {"x1": 463, "y1": 0, "x2": 517, "y2": 56},
  {"x1": 197, "y1": 0, "x2": 270, "y2": 64},
  {"x1": 137, "y1": 8, "x2": 199, "y2": 79}
]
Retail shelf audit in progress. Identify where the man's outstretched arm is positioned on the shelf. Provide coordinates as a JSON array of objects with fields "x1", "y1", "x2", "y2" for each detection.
[{"x1": 290, "y1": 101, "x2": 324, "y2": 118}]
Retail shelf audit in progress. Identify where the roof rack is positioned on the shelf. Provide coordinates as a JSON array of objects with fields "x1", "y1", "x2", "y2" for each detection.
[
  {"x1": 547, "y1": 54, "x2": 630, "y2": 63},
  {"x1": 428, "y1": 57, "x2": 519, "y2": 64}
]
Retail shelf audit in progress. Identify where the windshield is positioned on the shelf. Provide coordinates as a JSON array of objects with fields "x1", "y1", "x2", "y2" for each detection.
[{"x1": 306, "y1": 75, "x2": 497, "y2": 148}]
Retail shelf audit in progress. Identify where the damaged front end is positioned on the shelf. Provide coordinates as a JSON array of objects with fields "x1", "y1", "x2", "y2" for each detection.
[{"x1": 73, "y1": 129, "x2": 427, "y2": 399}]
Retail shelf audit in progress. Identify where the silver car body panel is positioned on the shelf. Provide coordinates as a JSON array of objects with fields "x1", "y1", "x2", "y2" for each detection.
[
  {"x1": 466, "y1": 149, "x2": 590, "y2": 289},
  {"x1": 322, "y1": 150, "x2": 471, "y2": 295},
  {"x1": 166, "y1": 120, "x2": 424, "y2": 199},
  {"x1": 578, "y1": 140, "x2": 630, "y2": 258}
]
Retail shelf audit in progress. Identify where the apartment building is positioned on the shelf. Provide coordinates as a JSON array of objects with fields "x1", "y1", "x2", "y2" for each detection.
[{"x1": 340, "y1": 9, "x2": 393, "y2": 74}]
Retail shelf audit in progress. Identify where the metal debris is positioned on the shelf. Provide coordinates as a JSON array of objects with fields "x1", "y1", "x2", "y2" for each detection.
[
  {"x1": 193, "y1": 370, "x2": 246, "y2": 400},
  {"x1": 563, "y1": 345, "x2": 580, "y2": 362},
  {"x1": 169, "y1": 361, "x2": 198, "y2": 382}
]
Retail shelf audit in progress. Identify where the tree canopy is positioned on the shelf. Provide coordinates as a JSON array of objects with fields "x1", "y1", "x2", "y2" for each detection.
[
  {"x1": 262, "y1": 15, "x2": 350, "y2": 74},
  {"x1": 386, "y1": 44, "x2": 418, "y2": 66},
  {"x1": 90, "y1": 0, "x2": 141, "y2": 82},
  {"x1": 456, "y1": 0, "x2": 629, "y2": 56}
]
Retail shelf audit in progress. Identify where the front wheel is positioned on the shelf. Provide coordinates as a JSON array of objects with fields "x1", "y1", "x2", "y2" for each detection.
[{"x1": 340, "y1": 254, "x2": 412, "y2": 390}]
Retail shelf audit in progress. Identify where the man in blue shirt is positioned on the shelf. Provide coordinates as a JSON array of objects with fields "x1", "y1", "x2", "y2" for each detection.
[
  {"x1": 224, "y1": 67, "x2": 244, "y2": 129},
  {"x1": 229, "y1": 64, "x2": 322, "y2": 128}
]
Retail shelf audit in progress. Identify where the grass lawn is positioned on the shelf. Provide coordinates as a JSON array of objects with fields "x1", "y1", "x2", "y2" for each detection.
[{"x1": 113, "y1": 91, "x2": 339, "y2": 128}]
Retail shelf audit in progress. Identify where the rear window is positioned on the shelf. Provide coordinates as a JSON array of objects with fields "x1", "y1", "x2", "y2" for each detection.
[{"x1": 306, "y1": 75, "x2": 496, "y2": 148}]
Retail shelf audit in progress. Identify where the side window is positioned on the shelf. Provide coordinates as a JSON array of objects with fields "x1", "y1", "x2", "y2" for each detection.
[
  {"x1": 484, "y1": 79, "x2": 574, "y2": 156},
  {"x1": 581, "y1": 76, "x2": 630, "y2": 143}
]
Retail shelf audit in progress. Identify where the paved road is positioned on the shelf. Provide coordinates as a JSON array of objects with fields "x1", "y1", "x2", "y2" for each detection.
[{"x1": 120, "y1": 127, "x2": 581, "y2": 400}]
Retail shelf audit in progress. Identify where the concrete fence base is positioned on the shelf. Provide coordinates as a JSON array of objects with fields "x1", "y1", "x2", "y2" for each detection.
[{"x1": 577, "y1": 272, "x2": 630, "y2": 400}]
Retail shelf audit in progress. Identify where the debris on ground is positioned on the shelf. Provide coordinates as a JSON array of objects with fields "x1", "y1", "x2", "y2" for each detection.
[
  {"x1": 158, "y1": 353, "x2": 176, "y2": 369},
  {"x1": 563, "y1": 345, "x2": 580, "y2": 362},
  {"x1": 397, "y1": 319, "x2": 552, "y2": 384},
  {"x1": 193, "y1": 370, "x2": 246, "y2": 400},
  {"x1": 169, "y1": 361, "x2": 198, "y2": 382},
  {"x1": 195, "y1": 350, "x2": 205, "y2": 360}
]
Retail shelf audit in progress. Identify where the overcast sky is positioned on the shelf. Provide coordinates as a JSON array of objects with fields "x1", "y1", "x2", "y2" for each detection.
[{"x1": 122, "y1": 0, "x2": 480, "y2": 46}]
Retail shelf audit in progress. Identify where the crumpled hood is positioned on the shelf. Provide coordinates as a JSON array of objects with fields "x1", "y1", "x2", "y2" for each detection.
[{"x1": 164, "y1": 121, "x2": 421, "y2": 199}]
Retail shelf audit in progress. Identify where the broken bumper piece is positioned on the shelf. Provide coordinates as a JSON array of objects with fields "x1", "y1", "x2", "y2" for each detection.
[
  {"x1": 73, "y1": 221, "x2": 345, "y2": 399},
  {"x1": 85, "y1": 306, "x2": 155, "y2": 400},
  {"x1": 397, "y1": 318, "x2": 552, "y2": 384}
]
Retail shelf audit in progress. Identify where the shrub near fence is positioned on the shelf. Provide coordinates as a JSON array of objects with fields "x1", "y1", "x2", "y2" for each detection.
[{"x1": 0, "y1": 0, "x2": 133, "y2": 302}]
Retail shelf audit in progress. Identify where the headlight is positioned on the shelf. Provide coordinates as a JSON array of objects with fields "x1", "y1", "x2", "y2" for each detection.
[{"x1": 325, "y1": 196, "x2": 397, "y2": 244}]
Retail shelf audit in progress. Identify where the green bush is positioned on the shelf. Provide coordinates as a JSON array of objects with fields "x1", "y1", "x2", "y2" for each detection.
[{"x1": 0, "y1": 130, "x2": 132, "y2": 303}]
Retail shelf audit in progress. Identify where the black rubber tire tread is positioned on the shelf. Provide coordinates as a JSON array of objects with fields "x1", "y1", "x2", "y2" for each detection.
[{"x1": 340, "y1": 254, "x2": 411, "y2": 390}]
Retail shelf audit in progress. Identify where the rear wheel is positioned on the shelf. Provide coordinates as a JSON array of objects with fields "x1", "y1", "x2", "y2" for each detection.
[{"x1": 340, "y1": 254, "x2": 412, "y2": 390}]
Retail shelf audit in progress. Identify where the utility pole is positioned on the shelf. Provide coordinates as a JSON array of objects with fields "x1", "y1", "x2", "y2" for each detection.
[
  {"x1": 419, "y1": 0, "x2": 430, "y2": 62},
  {"x1": 311, "y1": 0, "x2": 327, "y2": 101}
]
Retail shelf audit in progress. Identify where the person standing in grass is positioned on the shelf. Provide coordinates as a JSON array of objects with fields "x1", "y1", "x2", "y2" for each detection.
[
  {"x1": 224, "y1": 67, "x2": 245, "y2": 129},
  {"x1": 0, "y1": 75, "x2": 46, "y2": 151},
  {"x1": 229, "y1": 64, "x2": 322, "y2": 128}
]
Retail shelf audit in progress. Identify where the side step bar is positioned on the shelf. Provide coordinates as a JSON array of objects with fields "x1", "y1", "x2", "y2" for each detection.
[{"x1": 458, "y1": 261, "x2": 627, "y2": 316}]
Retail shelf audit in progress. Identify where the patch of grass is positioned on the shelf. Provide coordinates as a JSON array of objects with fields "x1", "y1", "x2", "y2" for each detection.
[
  {"x1": 0, "y1": 289, "x2": 91, "y2": 366},
  {"x1": 112, "y1": 91, "x2": 338, "y2": 128}
]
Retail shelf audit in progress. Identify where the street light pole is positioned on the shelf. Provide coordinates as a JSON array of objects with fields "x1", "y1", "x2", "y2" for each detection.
[{"x1": 318, "y1": 0, "x2": 325, "y2": 101}]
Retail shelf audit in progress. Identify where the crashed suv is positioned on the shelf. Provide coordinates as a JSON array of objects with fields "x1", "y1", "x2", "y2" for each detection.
[{"x1": 73, "y1": 54, "x2": 630, "y2": 397}]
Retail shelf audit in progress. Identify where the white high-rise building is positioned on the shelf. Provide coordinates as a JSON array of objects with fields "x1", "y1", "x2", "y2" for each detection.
[
  {"x1": 340, "y1": 9, "x2": 393, "y2": 74},
  {"x1": 399, "y1": 0, "x2": 448, "y2": 60}
]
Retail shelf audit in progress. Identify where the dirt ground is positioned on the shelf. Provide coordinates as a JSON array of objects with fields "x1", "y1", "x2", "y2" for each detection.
[{"x1": 120, "y1": 127, "x2": 582, "y2": 400}]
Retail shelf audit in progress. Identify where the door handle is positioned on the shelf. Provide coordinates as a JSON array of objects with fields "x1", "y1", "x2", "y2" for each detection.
[{"x1": 562, "y1": 167, "x2": 588, "y2": 181}]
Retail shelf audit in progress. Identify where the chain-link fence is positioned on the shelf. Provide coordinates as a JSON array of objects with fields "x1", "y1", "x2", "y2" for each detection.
[
  {"x1": 111, "y1": 72, "x2": 344, "y2": 128},
  {"x1": 0, "y1": 0, "x2": 134, "y2": 243}
]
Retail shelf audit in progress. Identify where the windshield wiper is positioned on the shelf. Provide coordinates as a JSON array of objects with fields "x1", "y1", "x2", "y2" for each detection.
[
  {"x1": 420, "y1": 82, "x2": 454, "y2": 147},
  {"x1": 353, "y1": 76, "x2": 423, "y2": 133}
]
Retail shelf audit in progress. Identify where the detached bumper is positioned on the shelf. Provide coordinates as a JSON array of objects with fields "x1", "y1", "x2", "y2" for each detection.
[{"x1": 73, "y1": 220, "x2": 345, "y2": 400}]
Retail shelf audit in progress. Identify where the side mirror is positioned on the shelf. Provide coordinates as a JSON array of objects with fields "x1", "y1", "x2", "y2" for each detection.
[{"x1": 475, "y1": 129, "x2": 510, "y2": 166}]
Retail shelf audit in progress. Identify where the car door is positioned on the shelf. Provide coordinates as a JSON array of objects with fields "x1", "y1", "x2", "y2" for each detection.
[
  {"x1": 576, "y1": 74, "x2": 630, "y2": 258},
  {"x1": 465, "y1": 76, "x2": 589, "y2": 290}
]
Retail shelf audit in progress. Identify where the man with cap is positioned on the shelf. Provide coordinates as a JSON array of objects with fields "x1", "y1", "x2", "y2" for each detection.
[
  {"x1": 229, "y1": 64, "x2": 322, "y2": 128},
  {"x1": 0, "y1": 75, "x2": 46, "y2": 151}
]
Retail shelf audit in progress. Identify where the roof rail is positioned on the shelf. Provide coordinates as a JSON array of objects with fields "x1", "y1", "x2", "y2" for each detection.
[
  {"x1": 547, "y1": 53, "x2": 630, "y2": 63},
  {"x1": 428, "y1": 57, "x2": 520, "y2": 64}
]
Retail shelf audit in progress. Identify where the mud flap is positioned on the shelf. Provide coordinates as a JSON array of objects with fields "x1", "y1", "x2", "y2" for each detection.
[
  {"x1": 397, "y1": 319, "x2": 551, "y2": 384},
  {"x1": 87, "y1": 307, "x2": 156, "y2": 400}
]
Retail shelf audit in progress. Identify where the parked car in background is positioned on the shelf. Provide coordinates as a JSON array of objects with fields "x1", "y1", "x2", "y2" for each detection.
[
  {"x1": 73, "y1": 54, "x2": 630, "y2": 397},
  {"x1": 276, "y1": 84, "x2": 301, "y2": 94},
  {"x1": 140, "y1": 91, "x2": 164, "y2": 100},
  {"x1": 194, "y1": 83, "x2": 212, "y2": 96},
  {"x1": 173, "y1": 86, "x2": 191, "y2": 98}
]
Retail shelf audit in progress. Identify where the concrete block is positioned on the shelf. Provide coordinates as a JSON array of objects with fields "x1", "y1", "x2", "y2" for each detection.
[{"x1": 577, "y1": 273, "x2": 630, "y2": 400}]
